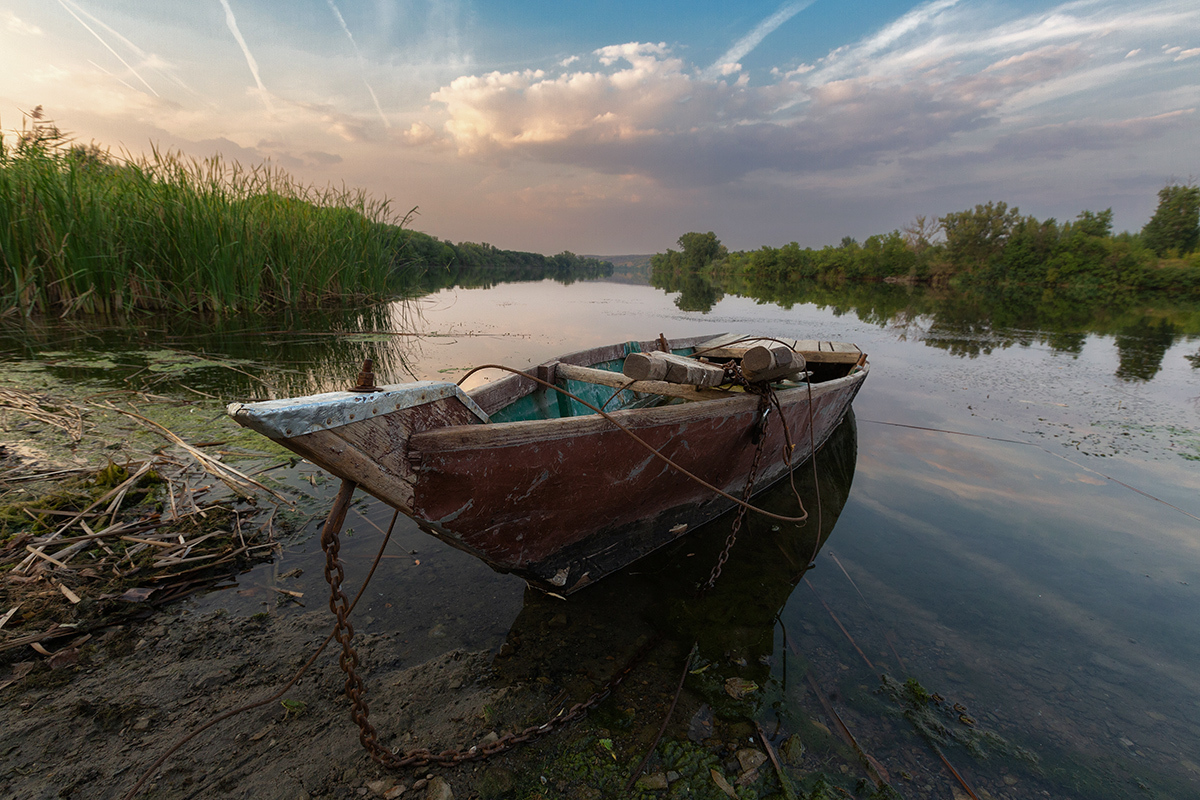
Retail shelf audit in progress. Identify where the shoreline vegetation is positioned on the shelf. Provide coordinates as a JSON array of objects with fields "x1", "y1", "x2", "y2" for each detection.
[
  {"x1": 652, "y1": 185, "x2": 1200, "y2": 309},
  {"x1": 0, "y1": 109, "x2": 612, "y2": 318}
]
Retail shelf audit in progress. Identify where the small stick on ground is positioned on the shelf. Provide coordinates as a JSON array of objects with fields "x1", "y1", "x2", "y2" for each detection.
[{"x1": 754, "y1": 720, "x2": 798, "y2": 800}]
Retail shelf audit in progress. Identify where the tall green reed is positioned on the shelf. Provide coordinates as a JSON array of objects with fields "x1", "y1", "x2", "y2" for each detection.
[{"x1": 1, "y1": 117, "x2": 406, "y2": 316}]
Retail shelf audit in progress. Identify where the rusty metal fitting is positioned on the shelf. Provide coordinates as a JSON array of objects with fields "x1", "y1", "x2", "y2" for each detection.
[{"x1": 350, "y1": 358, "x2": 378, "y2": 392}]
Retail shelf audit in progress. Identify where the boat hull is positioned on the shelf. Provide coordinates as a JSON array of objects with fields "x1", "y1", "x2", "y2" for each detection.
[
  {"x1": 410, "y1": 369, "x2": 865, "y2": 592},
  {"x1": 228, "y1": 335, "x2": 867, "y2": 594}
]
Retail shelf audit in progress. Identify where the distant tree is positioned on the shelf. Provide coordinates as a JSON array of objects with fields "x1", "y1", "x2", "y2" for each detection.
[
  {"x1": 1072, "y1": 208, "x2": 1113, "y2": 239},
  {"x1": 940, "y1": 201, "x2": 1023, "y2": 269},
  {"x1": 676, "y1": 231, "x2": 725, "y2": 271},
  {"x1": 1141, "y1": 182, "x2": 1200, "y2": 256},
  {"x1": 902, "y1": 215, "x2": 942, "y2": 254}
]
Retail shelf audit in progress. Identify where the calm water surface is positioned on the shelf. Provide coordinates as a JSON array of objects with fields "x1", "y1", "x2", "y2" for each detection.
[{"x1": 5, "y1": 279, "x2": 1199, "y2": 798}]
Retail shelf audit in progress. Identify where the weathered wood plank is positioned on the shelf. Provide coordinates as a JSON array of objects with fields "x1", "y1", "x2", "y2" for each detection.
[
  {"x1": 623, "y1": 352, "x2": 726, "y2": 386},
  {"x1": 698, "y1": 336, "x2": 799, "y2": 360},
  {"x1": 557, "y1": 362, "x2": 731, "y2": 402},
  {"x1": 285, "y1": 428, "x2": 417, "y2": 511},
  {"x1": 411, "y1": 373, "x2": 855, "y2": 453},
  {"x1": 792, "y1": 340, "x2": 862, "y2": 364},
  {"x1": 256, "y1": 396, "x2": 481, "y2": 513}
]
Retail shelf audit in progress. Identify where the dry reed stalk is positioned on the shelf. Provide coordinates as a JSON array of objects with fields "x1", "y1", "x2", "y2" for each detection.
[
  {"x1": 101, "y1": 404, "x2": 290, "y2": 504},
  {"x1": 13, "y1": 461, "x2": 153, "y2": 574},
  {"x1": 0, "y1": 387, "x2": 86, "y2": 442}
]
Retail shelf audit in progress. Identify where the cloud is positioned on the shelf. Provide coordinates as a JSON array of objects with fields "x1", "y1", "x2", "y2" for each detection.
[
  {"x1": 4, "y1": 10, "x2": 43, "y2": 36},
  {"x1": 990, "y1": 109, "x2": 1196, "y2": 159},
  {"x1": 704, "y1": 0, "x2": 816, "y2": 79},
  {"x1": 395, "y1": 121, "x2": 447, "y2": 147},
  {"x1": 414, "y1": 0, "x2": 1200, "y2": 189},
  {"x1": 301, "y1": 150, "x2": 343, "y2": 165}
]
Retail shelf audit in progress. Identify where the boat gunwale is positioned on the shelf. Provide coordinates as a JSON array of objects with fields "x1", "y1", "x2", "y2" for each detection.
[{"x1": 413, "y1": 363, "x2": 868, "y2": 453}]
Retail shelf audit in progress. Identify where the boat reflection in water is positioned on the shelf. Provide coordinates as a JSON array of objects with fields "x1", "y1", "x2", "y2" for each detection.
[{"x1": 492, "y1": 410, "x2": 859, "y2": 711}]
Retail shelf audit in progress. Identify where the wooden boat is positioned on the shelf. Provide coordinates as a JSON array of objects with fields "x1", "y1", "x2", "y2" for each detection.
[{"x1": 227, "y1": 333, "x2": 868, "y2": 594}]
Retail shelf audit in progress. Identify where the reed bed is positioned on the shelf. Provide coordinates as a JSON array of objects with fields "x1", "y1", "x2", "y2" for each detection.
[
  {"x1": 0, "y1": 385, "x2": 293, "y2": 650},
  {"x1": 1, "y1": 113, "x2": 405, "y2": 316}
]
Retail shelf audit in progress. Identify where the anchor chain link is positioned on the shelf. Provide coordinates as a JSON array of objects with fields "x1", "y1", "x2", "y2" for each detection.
[
  {"x1": 699, "y1": 374, "x2": 773, "y2": 594},
  {"x1": 319, "y1": 359, "x2": 799, "y2": 770},
  {"x1": 320, "y1": 479, "x2": 661, "y2": 770}
]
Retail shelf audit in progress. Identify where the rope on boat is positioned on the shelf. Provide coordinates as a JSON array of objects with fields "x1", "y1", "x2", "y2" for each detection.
[{"x1": 456, "y1": 363, "x2": 813, "y2": 524}]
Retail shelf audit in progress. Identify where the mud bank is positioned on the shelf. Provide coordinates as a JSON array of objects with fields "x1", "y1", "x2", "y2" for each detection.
[{"x1": 1, "y1": 608, "x2": 526, "y2": 799}]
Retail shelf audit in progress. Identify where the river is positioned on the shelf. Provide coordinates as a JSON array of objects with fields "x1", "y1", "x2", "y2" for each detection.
[{"x1": 4, "y1": 276, "x2": 1199, "y2": 798}]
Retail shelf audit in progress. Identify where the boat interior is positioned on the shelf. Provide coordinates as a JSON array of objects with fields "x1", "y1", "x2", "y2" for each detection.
[{"x1": 469, "y1": 334, "x2": 866, "y2": 424}]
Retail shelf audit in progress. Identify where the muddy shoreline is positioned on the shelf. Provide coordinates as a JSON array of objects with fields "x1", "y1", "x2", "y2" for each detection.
[{"x1": 0, "y1": 382, "x2": 789, "y2": 800}]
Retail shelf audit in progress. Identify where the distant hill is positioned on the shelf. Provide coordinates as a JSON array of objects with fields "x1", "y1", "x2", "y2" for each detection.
[{"x1": 586, "y1": 254, "x2": 654, "y2": 285}]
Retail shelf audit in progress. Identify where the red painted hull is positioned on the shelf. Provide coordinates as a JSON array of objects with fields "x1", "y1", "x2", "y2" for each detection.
[
  {"x1": 229, "y1": 335, "x2": 868, "y2": 594},
  {"x1": 410, "y1": 368, "x2": 866, "y2": 593}
]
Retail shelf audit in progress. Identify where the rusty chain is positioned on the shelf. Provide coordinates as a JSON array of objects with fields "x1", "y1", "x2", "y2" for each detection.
[
  {"x1": 699, "y1": 369, "x2": 774, "y2": 594},
  {"x1": 320, "y1": 489, "x2": 662, "y2": 770},
  {"x1": 320, "y1": 362, "x2": 800, "y2": 770}
]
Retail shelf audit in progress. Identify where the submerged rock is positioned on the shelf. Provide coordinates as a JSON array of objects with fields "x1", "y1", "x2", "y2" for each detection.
[
  {"x1": 425, "y1": 776, "x2": 454, "y2": 800},
  {"x1": 635, "y1": 772, "x2": 668, "y2": 790}
]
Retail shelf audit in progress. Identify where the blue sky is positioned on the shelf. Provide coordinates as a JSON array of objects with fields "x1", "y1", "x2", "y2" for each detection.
[{"x1": 2, "y1": 0, "x2": 1197, "y2": 254}]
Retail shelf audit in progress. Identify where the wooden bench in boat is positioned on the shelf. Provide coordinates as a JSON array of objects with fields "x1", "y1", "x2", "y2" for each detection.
[
  {"x1": 554, "y1": 362, "x2": 732, "y2": 403},
  {"x1": 697, "y1": 333, "x2": 862, "y2": 364}
]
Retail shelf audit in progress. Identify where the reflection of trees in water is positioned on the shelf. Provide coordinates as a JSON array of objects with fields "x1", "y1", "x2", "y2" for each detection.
[
  {"x1": 675, "y1": 272, "x2": 724, "y2": 312},
  {"x1": 688, "y1": 274, "x2": 1200, "y2": 370},
  {"x1": 0, "y1": 304, "x2": 421, "y2": 399},
  {"x1": 1115, "y1": 318, "x2": 1179, "y2": 382},
  {"x1": 651, "y1": 258, "x2": 725, "y2": 313}
]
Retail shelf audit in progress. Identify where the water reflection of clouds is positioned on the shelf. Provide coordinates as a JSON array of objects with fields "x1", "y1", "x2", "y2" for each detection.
[
  {"x1": 859, "y1": 421, "x2": 1200, "y2": 557},
  {"x1": 841, "y1": 490, "x2": 1200, "y2": 698}
]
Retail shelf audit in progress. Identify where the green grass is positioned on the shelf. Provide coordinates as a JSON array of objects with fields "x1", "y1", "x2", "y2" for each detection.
[{"x1": 1, "y1": 111, "x2": 406, "y2": 316}]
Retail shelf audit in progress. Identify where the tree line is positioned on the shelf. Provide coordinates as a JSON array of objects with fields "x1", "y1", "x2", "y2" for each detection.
[
  {"x1": 1, "y1": 107, "x2": 613, "y2": 316},
  {"x1": 653, "y1": 183, "x2": 1200, "y2": 299},
  {"x1": 393, "y1": 229, "x2": 614, "y2": 290}
]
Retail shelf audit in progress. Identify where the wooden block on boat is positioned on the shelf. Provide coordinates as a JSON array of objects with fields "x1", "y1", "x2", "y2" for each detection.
[
  {"x1": 697, "y1": 335, "x2": 799, "y2": 361},
  {"x1": 622, "y1": 352, "x2": 669, "y2": 382},
  {"x1": 742, "y1": 344, "x2": 794, "y2": 374},
  {"x1": 623, "y1": 351, "x2": 726, "y2": 387},
  {"x1": 742, "y1": 348, "x2": 807, "y2": 383}
]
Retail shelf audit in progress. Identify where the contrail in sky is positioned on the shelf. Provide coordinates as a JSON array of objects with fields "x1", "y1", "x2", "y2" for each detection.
[
  {"x1": 219, "y1": 0, "x2": 273, "y2": 112},
  {"x1": 326, "y1": 0, "x2": 390, "y2": 128},
  {"x1": 56, "y1": 0, "x2": 159, "y2": 95},
  {"x1": 87, "y1": 59, "x2": 138, "y2": 93},
  {"x1": 63, "y1": 0, "x2": 194, "y2": 94},
  {"x1": 705, "y1": 0, "x2": 816, "y2": 78}
]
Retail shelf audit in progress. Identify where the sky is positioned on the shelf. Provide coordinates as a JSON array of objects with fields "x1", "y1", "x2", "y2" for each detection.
[{"x1": 1, "y1": 0, "x2": 1197, "y2": 255}]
